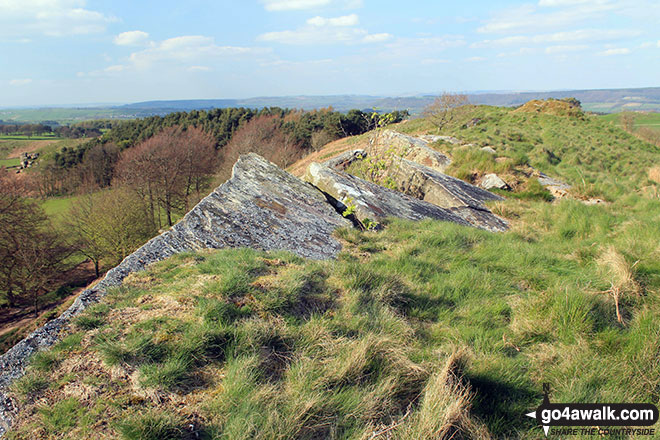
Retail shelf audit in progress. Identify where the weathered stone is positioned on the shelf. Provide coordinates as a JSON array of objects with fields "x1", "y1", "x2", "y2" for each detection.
[
  {"x1": 418, "y1": 134, "x2": 462, "y2": 145},
  {"x1": 481, "y1": 146, "x2": 497, "y2": 154},
  {"x1": 0, "y1": 153, "x2": 350, "y2": 436},
  {"x1": 370, "y1": 130, "x2": 452, "y2": 172},
  {"x1": 304, "y1": 162, "x2": 471, "y2": 228},
  {"x1": 384, "y1": 159, "x2": 509, "y2": 232},
  {"x1": 537, "y1": 172, "x2": 571, "y2": 199},
  {"x1": 537, "y1": 172, "x2": 571, "y2": 190},
  {"x1": 322, "y1": 149, "x2": 367, "y2": 171},
  {"x1": 480, "y1": 173, "x2": 509, "y2": 190}
]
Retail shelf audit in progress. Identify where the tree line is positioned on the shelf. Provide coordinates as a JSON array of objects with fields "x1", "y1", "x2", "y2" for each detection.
[{"x1": 1, "y1": 107, "x2": 408, "y2": 317}]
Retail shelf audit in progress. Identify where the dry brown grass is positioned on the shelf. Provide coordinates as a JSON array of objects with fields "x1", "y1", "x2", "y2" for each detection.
[
  {"x1": 648, "y1": 166, "x2": 660, "y2": 184},
  {"x1": 597, "y1": 245, "x2": 641, "y2": 324},
  {"x1": 385, "y1": 349, "x2": 492, "y2": 440}
]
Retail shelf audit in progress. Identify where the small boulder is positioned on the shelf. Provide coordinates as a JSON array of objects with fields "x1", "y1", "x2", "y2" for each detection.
[
  {"x1": 481, "y1": 146, "x2": 497, "y2": 154},
  {"x1": 480, "y1": 174, "x2": 509, "y2": 191}
]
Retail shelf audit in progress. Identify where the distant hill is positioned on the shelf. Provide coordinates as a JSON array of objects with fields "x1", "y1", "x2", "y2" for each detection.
[{"x1": 2, "y1": 87, "x2": 659, "y2": 123}]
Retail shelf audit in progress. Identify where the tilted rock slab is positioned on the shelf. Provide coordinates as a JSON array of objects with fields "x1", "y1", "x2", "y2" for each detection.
[
  {"x1": 386, "y1": 159, "x2": 509, "y2": 232},
  {"x1": 322, "y1": 149, "x2": 367, "y2": 171},
  {"x1": 370, "y1": 130, "x2": 452, "y2": 173},
  {"x1": 305, "y1": 162, "x2": 472, "y2": 228},
  {"x1": 0, "y1": 153, "x2": 350, "y2": 437}
]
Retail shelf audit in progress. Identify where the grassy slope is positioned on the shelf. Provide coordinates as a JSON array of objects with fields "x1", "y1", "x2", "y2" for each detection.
[{"x1": 6, "y1": 107, "x2": 660, "y2": 440}]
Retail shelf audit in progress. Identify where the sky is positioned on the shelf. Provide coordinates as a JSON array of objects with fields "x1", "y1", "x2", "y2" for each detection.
[{"x1": 1, "y1": 0, "x2": 659, "y2": 106}]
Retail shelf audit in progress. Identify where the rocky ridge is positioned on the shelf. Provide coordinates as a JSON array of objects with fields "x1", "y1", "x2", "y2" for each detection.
[{"x1": 0, "y1": 138, "x2": 510, "y2": 436}]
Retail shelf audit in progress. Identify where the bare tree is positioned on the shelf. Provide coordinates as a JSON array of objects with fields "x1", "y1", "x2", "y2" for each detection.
[
  {"x1": 219, "y1": 115, "x2": 304, "y2": 181},
  {"x1": 115, "y1": 126, "x2": 217, "y2": 227},
  {"x1": 422, "y1": 93, "x2": 470, "y2": 132},
  {"x1": 620, "y1": 112, "x2": 635, "y2": 133}
]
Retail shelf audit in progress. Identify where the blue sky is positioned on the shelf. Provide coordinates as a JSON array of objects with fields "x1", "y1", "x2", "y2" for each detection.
[{"x1": 1, "y1": 0, "x2": 659, "y2": 106}]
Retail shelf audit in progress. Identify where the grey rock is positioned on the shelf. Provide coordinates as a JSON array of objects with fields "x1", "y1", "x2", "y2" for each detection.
[
  {"x1": 385, "y1": 159, "x2": 509, "y2": 232},
  {"x1": 418, "y1": 134, "x2": 462, "y2": 145},
  {"x1": 537, "y1": 172, "x2": 571, "y2": 199},
  {"x1": 371, "y1": 130, "x2": 452, "y2": 172},
  {"x1": 481, "y1": 146, "x2": 497, "y2": 154},
  {"x1": 304, "y1": 162, "x2": 472, "y2": 228},
  {"x1": 322, "y1": 149, "x2": 367, "y2": 171},
  {"x1": 0, "y1": 153, "x2": 350, "y2": 437},
  {"x1": 537, "y1": 172, "x2": 571, "y2": 190},
  {"x1": 480, "y1": 173, "x2": 509, "y2": 190}
]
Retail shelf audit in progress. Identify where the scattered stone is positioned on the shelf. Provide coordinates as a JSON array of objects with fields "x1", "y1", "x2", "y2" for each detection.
[
  {"x1": 418, "y1": 134, "x2": 462, "y2": 145},
  {"x1": 322, "y1": 149, "x2": 366, "y2": 171},
  {"x1": 370, "y1": 130, "x2": 452, "y2": 172},
  {"x1": 481, "y1": 146, "x2": 497, "y2": 154},
  {"x1": 583, "y1": 198, "x2": 608, "y2": 206},
  {"x1": 304, "y1": 162, "x2": 471, "y2": 228},
  {"x1": 480, "y1": 173, "x2": 509, "y2": 191},
  {"x1": 466, "y1": 118, "x2": 482, "y2": 128}
]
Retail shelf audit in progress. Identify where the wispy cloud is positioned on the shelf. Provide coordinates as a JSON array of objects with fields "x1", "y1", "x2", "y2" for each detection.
[
  {"x1": 0, "y1": 0, "x2": 115, "y2": 37},
  {"x1": 85, "y1": 35, "x2": 269, "y2": 76},
  {"x1": 472, "y1": 29, "x2": 640, "y2": 48},
  {"x1": 260, "y1": 0, "x2": 362, "y2": 11},
  {"x1": 598, "y1": 47, "x2": 631, "y2": 56},
  {"x1": 9, "y1": 79, "x2": 33, "y2": 86},
  {"x1": 478, "y1": 0, "x2": 623, "y2": 34},
  {"x1": 258, "y1": 14, "x2": 389, "y2": 45}
]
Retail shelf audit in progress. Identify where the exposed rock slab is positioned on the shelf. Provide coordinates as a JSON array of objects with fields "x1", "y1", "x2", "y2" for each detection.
[
  {"x1": 0, "y1": 153, "x2": 350, "y2": 436},
  {"x1": 370, "y1": 130, "x2": 452, "y2": 173},
  {"x1": 385, "y1": 159, "x2": 509, "y2": 232},
  {"x1": 304, "y1": 162, "x2": 472, "y2": 228}
]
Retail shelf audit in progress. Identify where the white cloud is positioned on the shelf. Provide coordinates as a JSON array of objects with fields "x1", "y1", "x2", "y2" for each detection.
[
  {"x1": 362, "y1": 33, "x2": 392, "y2": 43},
  {"x1": 260, "y1": 0, "x2": 361, "y2": 11},
  {"x1": 9, "y1": 79, "x2": 33, "y2": 86},
  {"x1": 478, "y1": 1, "x2": 622, "y2": 34},
  {"x1": 466, "y1": 56, "x2": 486, "y2": 62},
  {"x1": 307, "y1": 14, "x2": 358, "y2": 27},
  {"x1": 545, "y1": 44, "x2": 589, "y2": 54},
  {"x1": 114, "y1": 31, "x2": 150, "y2": 46},
  {"x1": 188, "y1": 66, "x2": 211, "y2": 72},
  {"x1": 598, "y1": 47, "x2": 631, "y2": 56},
  {"x1": 258, "y1": 14, "x2": 387, "y2": 45},
  {"x1": 129, "y1": 36, "x2": 266, "y2": 69},
  {"x1": 472, "y1": 29, "x2": 640, "y2": 48},
  {"x1": 0, "y1": 0, "x2": 114, "y2": 37},
  {"x1": 658, "y1": 40, "x2": 660, "y2": 48}
]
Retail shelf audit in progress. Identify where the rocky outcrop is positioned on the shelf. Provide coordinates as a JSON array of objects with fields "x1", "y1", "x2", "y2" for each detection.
[
  {"x1": 0, "y1": 153, "x2": 350, "y2": 436},
  {"x1": 385, "y1": 159, "x2": 509, "y2": 232},
  {"x1": 370, "y1": 130, "x2": 452, "y2": 173},
  {"x1": 304, "y1": 162, "x2": 471, "y2": 228}
]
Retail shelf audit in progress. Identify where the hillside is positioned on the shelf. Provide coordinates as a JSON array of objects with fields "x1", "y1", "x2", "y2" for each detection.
[
  {"x1": 3, "y1": 87, "x2": 660, "y2": 124},
  {"x1": 2, "y1": 104, "x2": 660, "y2": 439}
]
